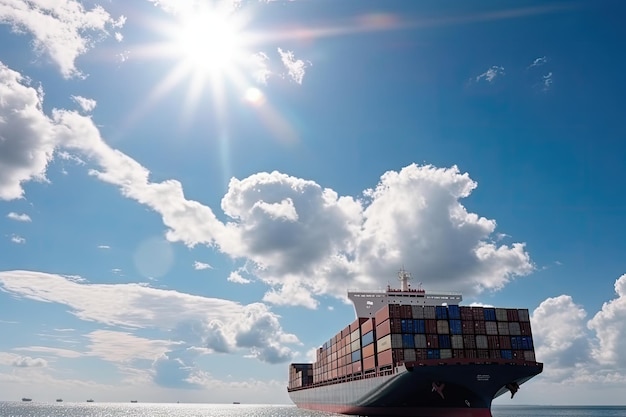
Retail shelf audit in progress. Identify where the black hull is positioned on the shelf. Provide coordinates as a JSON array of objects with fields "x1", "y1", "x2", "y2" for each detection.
[{"x1": 289, "y1": 361, "x2": 543, "y2": 416}]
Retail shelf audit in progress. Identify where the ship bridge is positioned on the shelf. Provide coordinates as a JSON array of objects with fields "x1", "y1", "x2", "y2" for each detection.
[{"x1": 348, "y1": 270, "x2": 463, "y2": 318}]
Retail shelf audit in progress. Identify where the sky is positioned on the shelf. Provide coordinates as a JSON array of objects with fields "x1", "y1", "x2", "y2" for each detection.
[{"x1": 0, "y1": 0, "x2": 625, "y2": 407}]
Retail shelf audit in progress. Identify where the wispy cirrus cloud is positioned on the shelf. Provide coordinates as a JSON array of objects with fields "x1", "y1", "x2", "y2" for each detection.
[
  {"x1": 475, "y1": 65, "x2": 505, "y2": 83},
  {"x1": 529, "y1": 56, "x2": 548, "y2": 68},
  {"x1": 278, "y1": 48, "x2": 310, "y2": 84},
  {"x1": 542, "y1": 72, "x2": 553, "y2": 91},
  {"x1": 71, "y1": 95, "x2": 97, "y2": 113}
]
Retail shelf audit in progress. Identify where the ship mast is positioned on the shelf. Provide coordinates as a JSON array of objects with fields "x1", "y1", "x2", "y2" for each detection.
[{"x1": 398, "y1": 268, "x2": 411, "y2": 291}]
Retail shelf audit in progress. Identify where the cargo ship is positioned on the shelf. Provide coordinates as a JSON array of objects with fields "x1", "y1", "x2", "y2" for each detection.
[{"x1": 287, "y1": 270, "x2": 543, "y2": 417}]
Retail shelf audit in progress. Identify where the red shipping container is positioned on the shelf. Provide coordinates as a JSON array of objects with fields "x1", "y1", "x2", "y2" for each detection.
[
  {"x1": 400, "y1": 305, "x2": 413, "y2": 318},
  {"x1": 363, "y1": 355, "x2": 376, "y2": 371},
  {"x1": 460, "y1": 307, "x2": 473, "y2": 320},
  {"x1": 452, "y1": 349, "x2": 465, "y2": 358},
  {"x1": 350, "y1": 319, "x2": 359, "y2": 333},
  {"x1": 390, "y1": 319, "x2": 402, "y2": 333},
  {"x1": 507, "y1": 309, "x2": 519, "y2": 322},
  {"x1": 361, "y1": 318, "x2": 374, "y2": 335},
  {"x1": 489, "y1": 349, "x2": 501, "y2": 359},
  {"x1": 465, "y1": 349, "x2": 477, "y2": 359},
  {"x1": 499, "y1": 336, "x2": 512, "y2": 349},
  {"x1": 472, "y1": 307, "x2": 484, "y2": 321},
  {"x1": 487, "y1": 335, "x2": 500, "y2": 349},
  {"x1": 378, "y1": 349, "x2": 393, "y2": 366},
  {"x1": 425, "y1": 319, "x2": 437, "y2": 334},
  {"x1": 520, "y1": 322, "x2": 532, "y2": 336},
  {"x1": 477, "y1": 349, "x2": 489, "y2": 359},
  {"x1": 352, "y1": 361, "x2": 362, "y2": 374},
  {"x1": 375, "y1": 306, "x2": 390, "y2": 324},
  {"x1": 392, "y1": 348, "x2": 404, "y2": 363},
  {"x1": 426, "y1": 334, "x2": 439, "y2": 348},
  {"x1": 474, "y1": 321, "x2": 486, "y2": 335},
  {"x1": 463, "y1": 335, "x2": 477, "y2": 349},
  {"x1": 416, "y1": 349, "x2": 428, "y2": 360},
  {"x1": 462, "y1": 320, "x2": 475, "y2": 334},
  {"x1": 376, "y1": 319, "x2": 391, "y2": 338},
  {"x1": 390, "y1": 304, "x2": 402, "y2": 319}
]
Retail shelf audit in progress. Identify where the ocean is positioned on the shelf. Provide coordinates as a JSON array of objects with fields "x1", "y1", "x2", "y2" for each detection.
[{"x1": 1, "y1": 403, "x2": 625, "y2": 417}]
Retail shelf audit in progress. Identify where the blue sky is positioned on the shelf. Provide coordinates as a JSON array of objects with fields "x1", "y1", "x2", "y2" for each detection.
[{"x1": 1, "y1": 0, "x2": 625, "y2": 406}]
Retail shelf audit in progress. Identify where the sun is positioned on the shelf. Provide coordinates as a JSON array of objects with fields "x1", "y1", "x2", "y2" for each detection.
[{"x1": 174, "y1": 8, "x2": 243, "y2": 77}]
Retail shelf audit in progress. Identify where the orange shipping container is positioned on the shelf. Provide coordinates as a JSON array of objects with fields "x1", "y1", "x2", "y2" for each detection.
[
  {"x1": 376, "y1": 319, "x2": 391, "y2": 338},
  {"x1": 377, "y1": 348, "x2": 393, "y2": 366},
  {"x1": 363, "y1": 355, "x2": 376, "y2": 371},
  {"x1": 361, "y1": 318, "x2": 374, "y2": 334},
  {"x1": 362, "y1": 343, "x2": 375, "y2": 358}
]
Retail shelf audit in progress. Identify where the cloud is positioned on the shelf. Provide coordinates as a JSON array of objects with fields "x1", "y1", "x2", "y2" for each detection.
[
  {"x1": 14, "y1": 346, "x2": 82, "y2": 359},
  {"x1": 1, "y1": 63, "x2": 533, "y2": 309},
  {"x1": 542, "y1": 72, "x2": 553, "y2": 91},
  {"x1": 12, "y1": 355, "x2": 47, "y2": 368},
  {"x1": 0, "y1": 63, "x2": 56, "y2": 201},
  {"x1": 193, "y1": 261, "x2": 212, "y2": 270},
  {"x1": 228, "y1": 271, "x2": 250, "y2": 284},
  {"x1": 532, "y1": 295, "x2": 589, "y2": 370},
  {"x1": 0, "y1": 1, "x2": 125, "y2": 78},
  {"x1": 529, "y1": 274, "x2": 626, "y2": 386},
  {"x1": 475, "y1": 65, "x2": 505, "y2": 83},
  {"x1": 588, "y1": 274, "x2": 626, "y2": 366},
  {"x1": 278, "y1": 48, "x2": 310, "y2": 84},
  {"x1": 98, "y1": 245, "x2": 110, "y2": 249},
  {"x1": 251, "y1": 52, "x2": 272, "y2": 84},
  {"x1": 7, "y1": 212, "x2": 31, "y2": 222},
  {"x1": 529, "y1": 56, "x2": 548, "y2": 68},
  {"x1": 86, "y1": 330, "x2": 176, "y2": 363},
  {"x1": 0, "y1": 271, "x2": 299, "y2": 365},
  {"x1": 71, "y1": 95, "x2": 97, "y2": 113},
  {"x1": 10, "y1": 234, "x2": 26, "y2": 244}
]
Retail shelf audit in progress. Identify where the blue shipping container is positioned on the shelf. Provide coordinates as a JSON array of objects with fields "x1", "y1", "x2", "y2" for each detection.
[
  {"x1": 449, "y1": 319, "x2": 462, "y2": 335},
  {"x1": 484, "y1": 308, "x2": 497, "y2": 321},
  {"x1": 427, "y1": 349, "x2": 440, "y2": 359},
  {"x1": 351, "y1": 350, "x2": 361, "y2": 363},
  {"x1": 448, "y1": 305, "x2": 461, "y2": 319},
  {"x1": 438, "y1": 335, "x2": 451, "y2": 349},
  {"x1": 501, "y1": 349, "x2": 513, "y2": 359},
  {"x1": 436, "y1": 306, "x2": 448, "y2": 320},
  {"x1": 362, "y1": 331, "x2": 374, "y2": 347},
  {"x1": 414, "y1": 319, "x2": 425, "y2": 334},
  {"x1": 402, "y1": 333, "x2": 416, "y2": 348}
]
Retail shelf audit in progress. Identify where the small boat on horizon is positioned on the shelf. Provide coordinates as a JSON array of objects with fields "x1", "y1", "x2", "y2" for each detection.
[
  {"x1": 130, "y1": 400, "x2": 138, "y2": 403},
  {"x1": 56, "y1": 399, "x2": 63, "y2": 402},
  {"x1": 86, "y1": 399, "x2": 94, "y2": 403},
  {"x1": 21, "y1": 398, "x2": 32, "y2": 402}
]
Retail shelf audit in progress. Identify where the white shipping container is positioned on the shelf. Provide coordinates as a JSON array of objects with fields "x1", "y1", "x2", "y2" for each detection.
[
  {"x1": 509, "y1": 322, "x2": 521, "y2": 335},
  {"x1": 377, "y1": 334, "x2": 391, "y2": 352},
  {"x1": 451, "y1": 335, "x2": 464, "y2": 349},
  {"x1": 404, "y1": 349, "x2": 416, "y2": 362},
  {"x1": 498, "y1": 322, "x2": 510, "y2": 335},
  {"x1": 495, "y1": 308, "x2": 508, "y2": 321},
  {"x1": 412, "y1": 305, "x2": 424, "y2": 319},
  {"x1": 351, "y1": 339, "x2": 360, "y2": 352},
  {"x1": 350, "y1": 329, "x2": 360, "y2": 343},
  {"x1": 440, "y1": 349, "x2": 452, "y2": 359},
  {"x1": 518, "y1": 309, "x2": 530, "y2": 322},
  {"x1": 486, "y1": 321, "x2": 498, "y2": 335},
  {"x1": 414, "y1": 334, "x2": 427, "y2": 348},
  {"x1": 436, "y1": 320, "x2": 449, "y2": 334},
  {"x1": 391, "y1": 333, "x2": 403, "y2": 348},
  {"x1": 423, "y1": 306, "x2": 436, "y2": 319},
  {"x1": 476, "y1": 335, "x2": 488, "y2": 349}
]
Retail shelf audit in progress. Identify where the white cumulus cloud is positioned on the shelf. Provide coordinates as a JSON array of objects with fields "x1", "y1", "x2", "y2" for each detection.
[
  {"x1": 278, "y1": 48, "x2": 310, "y2": 84},
  {"x1": 7, "y1": 212, "x2": 31, "y2": 222}
]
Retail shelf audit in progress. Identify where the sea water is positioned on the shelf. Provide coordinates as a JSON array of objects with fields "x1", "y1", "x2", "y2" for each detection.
[{"x1": 1, "y1": 403, "x2": 625, "y2": 417}]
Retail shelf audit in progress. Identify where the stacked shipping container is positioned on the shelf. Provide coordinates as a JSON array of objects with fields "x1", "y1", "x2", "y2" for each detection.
[{"x1": 289, "y1": 304, "x2": 535, "y2": 389}]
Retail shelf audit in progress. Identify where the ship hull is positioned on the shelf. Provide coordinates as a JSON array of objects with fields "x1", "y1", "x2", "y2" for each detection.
[{"x1": 289, "y1": 361, "x2": 543, "y2": 417}]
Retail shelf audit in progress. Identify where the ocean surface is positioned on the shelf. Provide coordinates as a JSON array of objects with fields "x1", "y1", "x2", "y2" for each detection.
[{"x1": 1, "y1": 403, "x2": 625, "y2": 417}]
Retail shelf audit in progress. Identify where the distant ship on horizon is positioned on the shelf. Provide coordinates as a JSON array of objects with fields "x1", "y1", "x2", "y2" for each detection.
[{"x1": 21, "y1": 398, "x2": 32, "y2": 402}]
